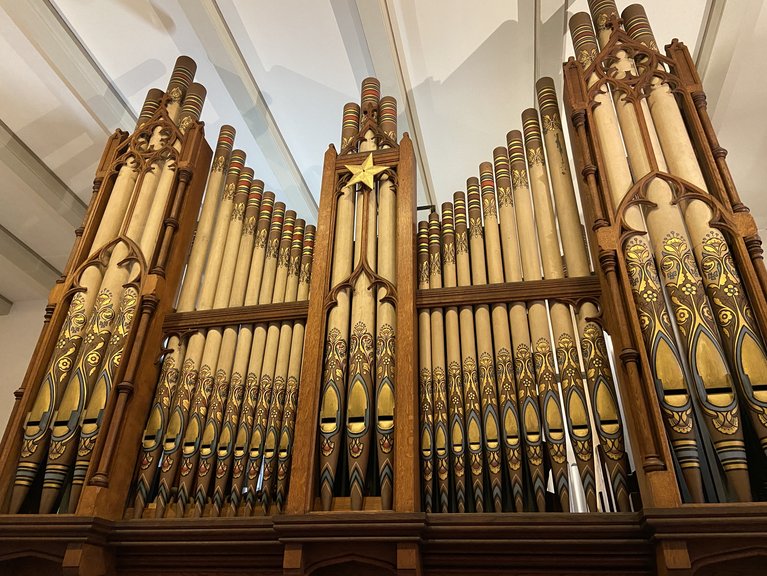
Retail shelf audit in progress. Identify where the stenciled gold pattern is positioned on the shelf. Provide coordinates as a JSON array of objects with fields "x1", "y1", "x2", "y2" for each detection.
[
  {"x1": 580, "y1": 323, "x2": 627, "y2": 461},
  {"x1": 526, "y1": 147, "x2": 544, "y2": 167},
  {"x1": 230, "y1": 200, "x2": 245, "y2": 222},
  {"x1": 478, "y1": 352, "x2": 501, "y2": 474},
  {"x1": 290, "y1": 251, "x2": 302, "y2": 279},
  {"x1": 462, "y1": 356, "x2": 482, "y2": 477},
  {"x1": 347, "y1": 320, "x2": 374, "y2": 455},
  {"x1": 514, "y1": 343, "x2": 544, "y2": 467},
  {"x1": 433, "y1": 366, "x2": 448, "y2": 481},
  {"x1": 542, "y1": 113, "x2": 563, "y2": 134},
  {"x1": 496, "y1": 348, "x2": 522, "y2": 472},
  {"x1": 244, "y1": 215, "x2": 257, "y2": 236},
  {"x1": 77, "y1": 286, "x2": 138, "y2": 461},
  {"x1": 659, "y1": 232, "x2": 741, "y2": 435},
  {"x1": 446, "y1": 360, "x2": 465, "y2": 477},
  {"x1": 542, "y1": 113, "x2": 569, "y2": 175},
  {"x1": 376, "y1": 323, "x2": 395, "y2": 452},
  {"x1": 455, "y1": 229, "x2": 469, "y2": 255},
  {"x1": 418, "y1": 259, "x2": 430, "y2": 286},
  {"x1": 577, "y1": 48, "x2": 598, "y2": 69},
  {"x1": 625, "y1": 236, "x2": 695, "y2": 437},
  {"x1": 441, "y1": 236, "x2": 456, "y2": 265},
  {"x1": 497, "y1": 186, "x2": 513, "y2": 208},
  {"x1": 266, "y1": 235, "x2": 280, "y2": 260},
  {"x1": 533, "y1": 338, "x2": 567, "y2": 465},
  {"x1": 511, "y1": 169, "x2": 528, "y2": 190},
  {"x1": 419, "y1": 366, "x2": 434, "y2": 503},
  {"x1": 319, "y1": 327, "x2": 347, "y2": 462},
  {"x1": 168, "y1": 86, "x2": 183, "y2": 103},
  {"x1": 556, "y1": 332, "x2": 594, "y2": 462},
  {"x1": 278, "y1": 244, "x2": 291, "y2": 270},
  {"x1": 255, "y1": 228, "x2": 268, "y2": 249},
  {"x1": 300, "y1": 259, "x2": 312, "y2": 286},
  {"x1": 700, "y1": 231, "x2": 767, "y2": 433},
  {"x1": 482, "y1": 195, "x2": 498, "y2": 219},
  {"x1": 469, "y1": 217, "x2": 484, "y2": 239}
]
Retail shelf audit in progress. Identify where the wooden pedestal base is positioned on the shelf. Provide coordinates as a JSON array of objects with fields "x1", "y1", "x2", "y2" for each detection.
[{"x1": 2, "y1": 506, "x2": 765, "y2": 575}]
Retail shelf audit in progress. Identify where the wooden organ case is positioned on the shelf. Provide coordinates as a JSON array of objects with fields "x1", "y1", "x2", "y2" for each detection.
[{"x1": 1, "y1": 3, "x2": 767, "y2": 575}]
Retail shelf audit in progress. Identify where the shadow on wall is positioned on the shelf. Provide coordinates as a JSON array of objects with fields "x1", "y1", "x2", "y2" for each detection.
[{"x1": 0, "y1": 298, "x2": 46, "y2": 430}]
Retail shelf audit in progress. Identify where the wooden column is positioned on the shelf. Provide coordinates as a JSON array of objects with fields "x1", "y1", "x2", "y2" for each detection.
[
  {"x1": 285, "y1": 145, "x2": 337, "y2": 515},
  {"x1": 394, "y1": 134, "x2": 418, "y2": 513}
]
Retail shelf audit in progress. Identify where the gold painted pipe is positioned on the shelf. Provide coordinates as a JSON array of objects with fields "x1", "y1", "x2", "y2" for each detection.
[
  {"x1": 275, "y1": 225, "x2": 315, "y2": 511},
  {"x1": 536, "y1": 77, "x2": 632, "y2": 511},
  {"x1": 260, "y1": 220, "x2": 306, "y2": 512},
  {"x1": 522, "y1": 109, "x2": 598, "y2": 511},
  {"x1": 40, "y1": 80, "x2": 204, "y2": 514},
  {"x1": 569, "y1": 12, "x2": 707, "y2": 502},
  {"x1": 492, "y1": 147, "x2": 547, "y2": 511},
  {"x1": 317, "y1": 102, "x2": 359, "y2": 510},
  {"x1": 244, "y1": 211, "x2": 296, "y2": 514},
  {"x1": 439, "y1": 203, "x2": 467, "y2": 512},
  {"x1": 417, "y1": 221, "x2": 435, "y2": 512},
  {"x1": 480, "y1": 162, "x2": 526, "y2": 512},
  {"x1": 189, "y1": 183, "x2": 265, "y2": 517},
  {"x1": 453, "y1": 192, "x2": 486, "y2": 512},
  {"x1": 375, "y1": 95, "x2": 397, "y2": 510},
  {"x1": 508, "y1": 130, "x2": 570, "y2": 511},
  {"x1": 428, "y1": 213, "x2": 450, "y2": 512},
  {"x1": 214, "y1": 192, "x2": 276, "y2": 515}
]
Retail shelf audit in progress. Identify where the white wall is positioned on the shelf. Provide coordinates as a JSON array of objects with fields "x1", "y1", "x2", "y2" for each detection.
[{"x1": 0, "y1": 299, "x2": 46, "y2": 429}]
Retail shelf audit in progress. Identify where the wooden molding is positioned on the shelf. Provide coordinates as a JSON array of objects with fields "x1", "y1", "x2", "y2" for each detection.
[
  {"x1": 163, "y1": 300, "x2": 309, "y2": 332},
  {"x1": 416, "y1": 275, "x2": 600, "y2": 309}
]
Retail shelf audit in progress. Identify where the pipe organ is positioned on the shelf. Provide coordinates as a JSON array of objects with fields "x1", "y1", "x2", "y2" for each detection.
[{"x1": 1, "y1": 2, "x2": 767, "y2": 574}]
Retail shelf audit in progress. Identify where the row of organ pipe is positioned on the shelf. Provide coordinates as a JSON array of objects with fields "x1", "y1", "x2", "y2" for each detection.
[
  {"x1": 131, "y1": 125, "x2": 315, "y2": 519},
  {"x1": 417, "y1": 83, "x2": 630, "y2": 513}
]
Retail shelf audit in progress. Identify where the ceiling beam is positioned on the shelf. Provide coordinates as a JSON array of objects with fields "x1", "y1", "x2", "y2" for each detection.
[
  {"x1": 171, "y1": 0, "x2": 318, "y2": 218},
  {"x1": 350, "y1": 0, "x2": 436, "y2": 207},
  {"x1": 0, "y1": 119, "x2": 86, "y2": 229},
  {"x1": 694, "y1": 0, "x2": 762, "y2": 121},
  {"x1": 693, "y1": 0, "x2": 719, "y2": 65},
  {"x1": 0, "y1": 224, "x2": 61, "y2": 292},
  {"x1": 694, "y1": 0, "x2": 725, "y2": 75},
  {"x1": 1, "y1": 0, "x2": 136, "y2": 133},
  {"x1": 330, "y1": 0, "x2": 376, "y2": 88},
  {"x1": 0, "y1": 294, "x2": 11, "y2": 316}
]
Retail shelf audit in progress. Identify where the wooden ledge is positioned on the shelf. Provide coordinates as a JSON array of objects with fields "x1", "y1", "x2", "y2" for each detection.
[
  {"x1": 4, "y1": 509, "x2": 767, "y2": 575},
  {"x1": 163, "y1": 300, "x2": 309, "y2": 332},
  {"x1": 643, "y1": 502, "x2": 767, "y2": 535},
  {"x1": 416, "y1": 275, "x2": 601, "y2": 309}
]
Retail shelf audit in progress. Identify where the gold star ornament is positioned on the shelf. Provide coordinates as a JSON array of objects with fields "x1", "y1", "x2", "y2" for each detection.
[{"x1": 345, "y1": 153, "x2": 389, "y2": 190}]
